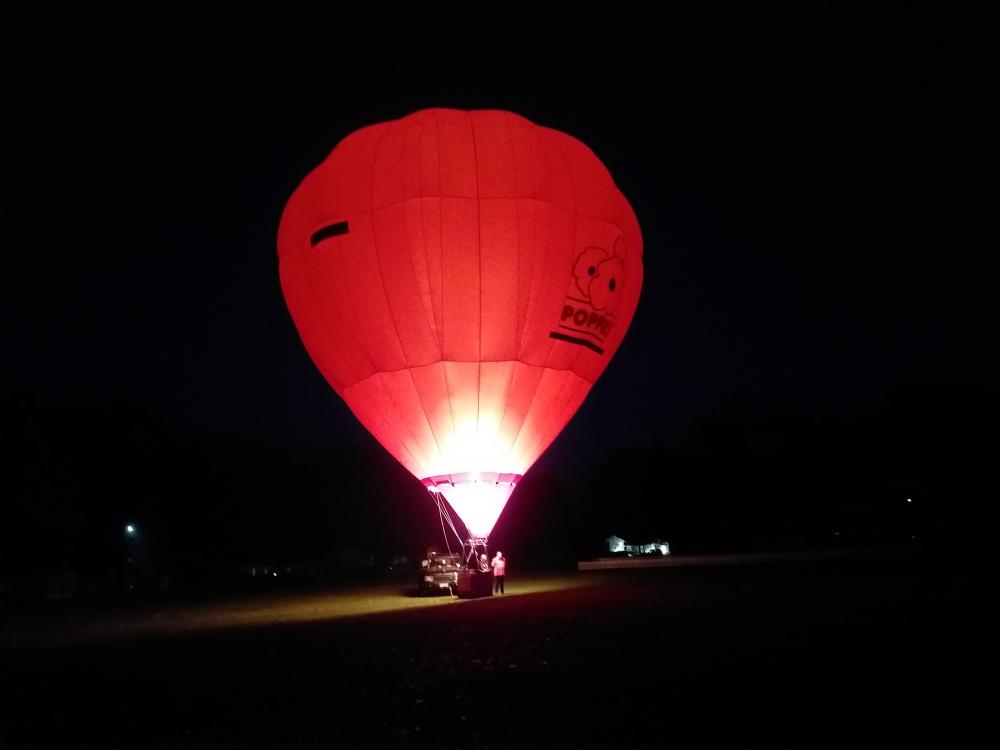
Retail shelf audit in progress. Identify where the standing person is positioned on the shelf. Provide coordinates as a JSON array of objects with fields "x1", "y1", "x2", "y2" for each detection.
[{"x1": 491, "y1": 551, "x2": 506, "y2": 594}]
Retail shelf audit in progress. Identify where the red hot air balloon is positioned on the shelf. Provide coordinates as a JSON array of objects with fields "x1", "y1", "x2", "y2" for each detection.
[{"x1": 278, "y1": 109, "x2": 642, "y2": 545}]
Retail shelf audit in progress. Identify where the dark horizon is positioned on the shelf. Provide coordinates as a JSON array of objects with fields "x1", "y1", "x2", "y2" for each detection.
[{"x1": 2, "y1": 9, "x2": 993, "y2": 588}]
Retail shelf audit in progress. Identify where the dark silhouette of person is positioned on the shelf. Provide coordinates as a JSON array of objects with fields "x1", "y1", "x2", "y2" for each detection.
[{"x1": 491, "y1": 551, "x2": 506, "y2": 594}]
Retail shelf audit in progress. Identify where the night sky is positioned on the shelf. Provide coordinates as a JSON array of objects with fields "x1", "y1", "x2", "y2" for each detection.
[{"x1": 2, "y1": 9, "x2": 993, "y2": 560}]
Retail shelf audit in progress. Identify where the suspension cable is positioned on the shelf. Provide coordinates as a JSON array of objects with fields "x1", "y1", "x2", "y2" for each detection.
[{"x1": 430, "y1": 491, "x2": 464, "y2": 555}]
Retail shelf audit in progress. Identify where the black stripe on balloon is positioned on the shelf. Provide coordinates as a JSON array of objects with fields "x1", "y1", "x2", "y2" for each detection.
[
  {"x1": 310, "y1": 221, "x2": 350, "y2": 247},
  {"x1": 558, "y1": 324, "x2": 607, "y2": 342},
  {"x1": 549, "y1": 331, "x2": 605, "y2": 354}
]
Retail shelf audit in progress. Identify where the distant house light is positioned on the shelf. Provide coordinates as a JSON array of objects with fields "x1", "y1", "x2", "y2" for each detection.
[{"x1": 606, "y1": 535, "x2": 669, "y2": 556}]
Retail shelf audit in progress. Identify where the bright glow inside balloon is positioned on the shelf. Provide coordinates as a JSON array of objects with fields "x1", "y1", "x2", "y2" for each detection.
[
  {"x1": 433, "y1": 420, "x2": 513, "y2": 477},
  {"x1": 437, "y1": 480, "x2": 517, "y2": 539},
  {"x1": 423, "y1": 418, "x2": 521, "y2": 537}
]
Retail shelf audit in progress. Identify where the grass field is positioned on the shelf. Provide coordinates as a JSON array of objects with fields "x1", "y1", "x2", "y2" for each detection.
[{"x1": 0, "y1": 553, "x2": 978, "y2": 746}]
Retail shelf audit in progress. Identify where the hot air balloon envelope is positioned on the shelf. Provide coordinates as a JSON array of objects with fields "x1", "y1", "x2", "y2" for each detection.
[{"x1": 278, "y1": 109, "x2": 642, "y2": 538}]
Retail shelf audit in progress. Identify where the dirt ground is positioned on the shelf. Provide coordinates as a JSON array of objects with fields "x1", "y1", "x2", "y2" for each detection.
[{"x1": 0, "y1": 554, "x2": 980, "y2": 747}]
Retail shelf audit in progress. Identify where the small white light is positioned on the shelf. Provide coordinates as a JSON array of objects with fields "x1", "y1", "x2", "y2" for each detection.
[
  {"x1": 906, "y1": 498, "x2": 912, "y2": 503},
  {"x1": 126, "y1": 524, "x2": 135, "y2": 534}
]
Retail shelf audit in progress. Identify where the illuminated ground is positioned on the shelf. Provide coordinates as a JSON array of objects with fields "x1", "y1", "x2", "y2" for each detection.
[
  {"x1": 0, "y1": 572, "x2": 598, "y2": 650},
  {"x1": 1, "y1": 555, "x2": 976, "y2": 746}
]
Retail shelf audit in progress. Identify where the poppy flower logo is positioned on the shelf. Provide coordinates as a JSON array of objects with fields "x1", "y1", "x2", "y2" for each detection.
[{"x1": 572, "y1": 237, "x2": 625, "y2": 313}]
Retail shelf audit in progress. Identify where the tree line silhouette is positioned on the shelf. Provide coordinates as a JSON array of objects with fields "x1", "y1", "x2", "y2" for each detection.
[{"x1": 1, "y1": 383, "x2": 992, "y2": 600}]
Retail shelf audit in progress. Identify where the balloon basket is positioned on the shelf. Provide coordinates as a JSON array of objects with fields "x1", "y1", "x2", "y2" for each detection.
[{"x1": 455, "y1": 569, "x2": 494, "y2": 599}]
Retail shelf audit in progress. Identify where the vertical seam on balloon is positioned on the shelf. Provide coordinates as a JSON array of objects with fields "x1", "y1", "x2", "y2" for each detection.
[
  {"x1": 502, "y1": 361, "x2": 545, "y2": 474},
  {"x1": 284, "y1": 252, "x2": 352, "y2": 390},
  {"x1": 289, "y1": 241, "x2": 348, "y2": 386},
  {"x1": 504, "y1": 111, "x2": 521, "y2": 361},
  {"x1": 371, "y1": 370, "x2": 432, "y2": 475},
  {"x1": 405, "y1": 365, "x2": 446, "y2": 473},
  {"x1": 516, "y1": 127, "x2": 546, "y2": 357},
  {"x1": 435, "y1": 114, "x2": 446, "y2": 357},
  {"x1": 414, "y1": 120, "x2": 442, "y2": 360},
  {"x1": 551, "y1": 136, "x2": 589, "y2": 378},
  {"x1": 400, "y1": 123, "x2": 440, "y2": 362},
  {"x1": 477, "y1": 359, "x2": 482, "y2": 454},
  {"x1": 434, "y1": 114, "x2": 457, "y2": 446},
  {"x1": 369, "y1": 120, "x2": 409, "y2": 368},
  {"x1": 492, "y1": 81, "x2": 520, "y2": 454},
  {"x1": 346, "y1": 374, "x2": 424, "y2": 476},
  {"x1": 512, "y1": 368, "x2": 567, "y2": 463},
  {"x1": 416, "y1": 199, "x2": 438, "y2": 353},
  {"x1": 492, "y1": 359, "x2": 519, "y2": 470},
  {"x1": 514, "y1": 125, "x2": 536, "y2": 357},
  {"x1": 441, "y1": 360, "x2": 458, "y2": 464},
  {"x1": 468, "y1": 110, "x2": 482, "y2": 440},
  {"x1": 517, "y1": 368, "x2": 580, "y2": 467}
]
